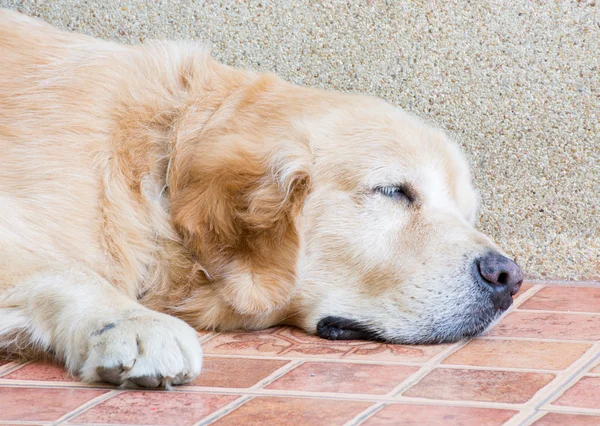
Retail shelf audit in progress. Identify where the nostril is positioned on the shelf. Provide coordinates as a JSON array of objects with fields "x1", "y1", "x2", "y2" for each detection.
[
  {"x1": 476, "y1": 259, "x2": 503, "y2": 287},
  {"x1": 497, "y1": 272, "x2": 508, "y2": 286}
]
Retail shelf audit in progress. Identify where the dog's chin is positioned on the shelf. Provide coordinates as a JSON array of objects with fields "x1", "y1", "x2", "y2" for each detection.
[{"x1": 413, "y1": 313, "x2": 501, "y2": 345}]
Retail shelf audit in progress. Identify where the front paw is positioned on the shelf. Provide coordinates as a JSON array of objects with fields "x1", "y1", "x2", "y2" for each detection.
[{"x1": 80, "y1": 312, "x2": 202, "y2": 388}]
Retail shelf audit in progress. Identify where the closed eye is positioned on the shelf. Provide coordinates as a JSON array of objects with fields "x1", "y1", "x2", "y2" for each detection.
[{"x1": 375, "y1": 185, "x2": 415, "y2": 204}]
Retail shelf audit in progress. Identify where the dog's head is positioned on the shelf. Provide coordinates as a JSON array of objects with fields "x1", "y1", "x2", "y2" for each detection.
[{"x1": 169, "y1": 69, "x2": 523, "y2": 343}]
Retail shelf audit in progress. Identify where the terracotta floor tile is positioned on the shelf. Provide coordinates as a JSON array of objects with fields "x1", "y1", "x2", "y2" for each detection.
[
  {"x1": 552, "y1": 376, "x2": 600, "y2": 409},
  {"x1": 265, "y1": 362, "x2": 418, "y2": 394},
  {"x1": 70, "y1": 391, "x2": 238, "y2": 425},
  {"x1": 442, "y1": 339, "x2": 590, "y2": 370},
  {"x1": 519, "y1": 287, "x2": 600, "y2": 313},
  {"x1": 341, "y1": 342, "x2": 452, "y2": 363},
  {"x1": 0, "y1": 387, "x2": 107, "y2": 421},
  {"x1": 534, "y1": 413, "x2": 600, "y2": 425},
  {"x1": 3, "y1": 361, "x2": 76, "y2": 382},
  {"x1": 488, "y1": 312, "x2": 600, "y2": 340},
  {"x1": 211, "y1": 396, "x2": 372, "y2": 426},
  {"x1": 204, "y1": 327, "x2": 447, "y2": 362},
  {"x1": 361, "y1": 404, "x2": 518, "y2": 426},
  {"x1": 191, "y1": 357, "x2": 289, "y2": 388},
  {"x1": 276, "y1": 328, "x2": 450, "y2": 362},
  {"x1": 403, "y1": 368, "x2": 555, "y2": 403},
  {"x1": 203, "y1": 328, "x2": 306, "y2": 356}
]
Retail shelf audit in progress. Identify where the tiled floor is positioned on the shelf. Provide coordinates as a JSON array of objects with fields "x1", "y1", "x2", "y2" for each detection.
[{"x1": 1, "y1": 281, "x2": 599, "y2": 425}]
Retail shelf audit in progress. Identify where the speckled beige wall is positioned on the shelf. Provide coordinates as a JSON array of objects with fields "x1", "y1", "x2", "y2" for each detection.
[{"x1": 2, "y1": 1, "x2": 598, "y2": 280}]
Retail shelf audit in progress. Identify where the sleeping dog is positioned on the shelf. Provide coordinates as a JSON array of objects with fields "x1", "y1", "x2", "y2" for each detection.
[{"x1": 0, "y1": 9, "x2": 522, "y2": 388}]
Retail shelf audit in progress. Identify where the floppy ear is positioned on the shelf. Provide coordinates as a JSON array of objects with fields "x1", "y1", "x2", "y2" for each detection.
[{"x1": 169, "y1": 75, "x2": 312, "y2": 315}]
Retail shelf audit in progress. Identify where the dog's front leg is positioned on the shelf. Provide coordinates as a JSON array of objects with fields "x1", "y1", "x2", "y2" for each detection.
[{"x1": 0, "y1": 260, "x2": 202, "y2": 388}]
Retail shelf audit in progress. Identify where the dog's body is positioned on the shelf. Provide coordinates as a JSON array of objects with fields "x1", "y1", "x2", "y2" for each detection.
[{"x1": 0, "y1": 9, "x2": 523, "y2": 388}]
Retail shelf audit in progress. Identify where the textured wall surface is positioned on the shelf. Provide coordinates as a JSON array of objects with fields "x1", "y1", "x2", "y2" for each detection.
[{"x1": 2, "y1": 1, "x2": 598, "y2": 280}]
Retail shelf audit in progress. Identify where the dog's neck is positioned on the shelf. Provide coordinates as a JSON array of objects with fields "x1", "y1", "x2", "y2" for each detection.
[{"x1": 110, "y1": 47, "x2": 295, "y2": 331}]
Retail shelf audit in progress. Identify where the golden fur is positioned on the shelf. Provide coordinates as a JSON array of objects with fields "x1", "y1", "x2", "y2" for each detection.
[{"x1": 0, "y1": 9, "x2": 516, "y2": 387}]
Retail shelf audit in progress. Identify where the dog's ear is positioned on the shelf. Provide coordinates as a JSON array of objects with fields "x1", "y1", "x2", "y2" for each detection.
[{"x1": 169, "y1": 74, "x2": 312, "y2": 315}]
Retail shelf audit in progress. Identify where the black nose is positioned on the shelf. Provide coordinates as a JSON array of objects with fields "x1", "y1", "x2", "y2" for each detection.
[{"x1": 475, "y1": 252, "x2": 524, "y2": 311}]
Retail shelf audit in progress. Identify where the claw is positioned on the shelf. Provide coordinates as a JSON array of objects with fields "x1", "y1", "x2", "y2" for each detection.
[
  {"x1": 96, "y1": 366, "x2": 123, "y2": 385},
  {"x1": 172, "y1": 372, "x2": 189, "y2": 385},
  {"x1": 129, "y1": 375, "x2": 161, "y2": 388}
]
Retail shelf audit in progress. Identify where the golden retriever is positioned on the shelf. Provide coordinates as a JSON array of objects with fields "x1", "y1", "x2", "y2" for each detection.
[{"x1": 0, "y1": 9, "x2": 523, "y2": 388}]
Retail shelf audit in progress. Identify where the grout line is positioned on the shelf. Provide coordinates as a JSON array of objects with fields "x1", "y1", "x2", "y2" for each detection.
[
  {"x1": 502, "y1": 409, "x2": 537, "y2": 426},
  {"x1": 63, "y1": 423, "x2": 158, "y2": 426},
  {"x1": 343, "y1": 401, "x2": 387, "y2": 426},
  {"x1": 0, "y1": 360, "x2": 32, "y2": 377},
  {"x1": 513, "y1": 284, "x2": 545, "y2": 307},
  {"x1": 477, "y1": 336, "x2": 599, "y2": 344},
  {"x1": 53, "y1": 423, "x2": 146, "y2": 426},
  {"x1": 523, "y1": 343, "x2": 600, "y2": 410},
  {"x1": 537, "y1": 406, "x2": 600, "y2": 415},
  {"x1": 336, "y1": 360, "x2": 434, "y2": 426},
  {"x1": 340, "y1": 346, "x2": 361, "y2": 359},
  {"x1": 0, "y1": 361, "x2": 17, "y2": 375},
  {"x1": 535, "y1": 343, "x2": 600, "y2": 410},
  {"x1": 430, "y1": 339, "x2": 477, "y2": 365},
  {"x1": 387, "y1": 339, "x2": 470, "y2": 398},
  {"x1": 195, "y1": 395, "x2": 252, "y2": 426},
  {"x1": 516, "y1": 343, "x2": 600, "y2": 423},
  {"x1": 198, "y1": 332, "x2": 218, "y2": 343},
  {"x1": 0, "y1": 379, "x2": 117, "y2": 389},
  {"x1": 525, "y1": 280, "x2": 600, "y2": 287},
  {"x1": 342, "y1": 393, "x2": 527, "y2": 409},
  {"x1": 391, "y1": 394, "x2": 534, "y2": 411},
  {"x1": 517, "y1": 410, "x2": 547, "y2": 426},
  {"x1": 53, "y1": 390, "x2": 122, "y2": 425},
  {"x1": 202, "y1": 353, "x2": 438, "y2": 365},
  {"x1": 23, "y1": 383, "x2": 528, "y2": 408},
  {"x1": 198, "y1": 332, "x2": 221, "y2": 346},
  {"x1": 434, "y1": 364, "x2": 573, "y2": 374},
  {"x1": 250, "y1": 359, "x2": 303, "y2": 389},
  {"x1": 516, "y1": 309, "x2": 600, "y2": 315}
]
